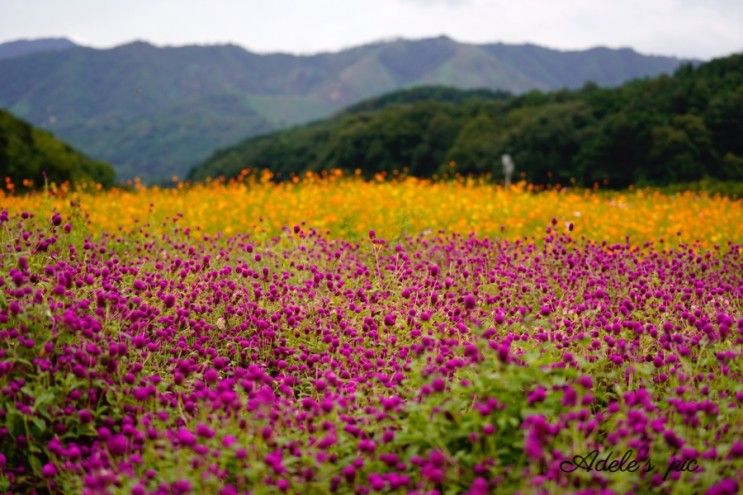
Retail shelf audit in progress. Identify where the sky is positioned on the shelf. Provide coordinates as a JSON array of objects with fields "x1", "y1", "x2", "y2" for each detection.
[{"x1": 1, "y1": 0, "x2": 742, "y2": 59}]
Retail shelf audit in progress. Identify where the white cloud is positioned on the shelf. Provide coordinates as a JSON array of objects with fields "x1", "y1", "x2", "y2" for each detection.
[{"x1": 399, "y1": 0, "x2": 471, "y2": 6}]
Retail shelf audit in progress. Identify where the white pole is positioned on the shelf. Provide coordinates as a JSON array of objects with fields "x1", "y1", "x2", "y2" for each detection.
[{"x1": 502, "y1": 154, "x2": 514, "y2": 187}]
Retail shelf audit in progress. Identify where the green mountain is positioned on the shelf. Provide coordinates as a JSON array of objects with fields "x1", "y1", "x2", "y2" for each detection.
[
  {"x1": 0, "y1": 38, "x2": 77, "y2": 60},
  {"x1": 0, "y1": 36, "x2": 689, "y2": 181},
  {"x1": 0, "y1": 108, "x2": 114, "y2": 189},
  {"x1": 189, "y1": 54, "x2": 742, "y2": 187}
]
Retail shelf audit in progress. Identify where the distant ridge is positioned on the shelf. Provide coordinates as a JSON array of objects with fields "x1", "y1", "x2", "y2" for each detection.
[
  {"x1": 0, "y1": 37, "x2": 78, "y2": 60},
  {"x1": 0, "y1": 36, "x2": 692, "y2": 181}
]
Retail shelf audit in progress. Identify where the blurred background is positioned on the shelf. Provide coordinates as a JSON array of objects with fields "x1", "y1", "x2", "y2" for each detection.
[{"x1": 0, "y1": 0, "x2": 741, "y2": 191}]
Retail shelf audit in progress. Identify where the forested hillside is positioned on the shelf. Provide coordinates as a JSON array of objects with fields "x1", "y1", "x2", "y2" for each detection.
[
  {"x1": 0, "y1": 109, "x2": 115, "y2": 189},
  {"x1": 190, "y1": 54, "x2": 742, "y2": 187}
]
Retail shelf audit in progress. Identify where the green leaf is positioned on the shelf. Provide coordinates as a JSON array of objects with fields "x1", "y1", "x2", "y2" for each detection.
[
  {"x1": 28, "y1": 455, "x2": 42, "y2": 476},
  {"x1": 34, "y1": 391, "x2": 56, "y2": 411},
  {"x1": 6, "y1": 408, "x2": 23, "y2": 436},
  {"x1": 31, "y1": 416, "x2": 46, "y2": 433}
]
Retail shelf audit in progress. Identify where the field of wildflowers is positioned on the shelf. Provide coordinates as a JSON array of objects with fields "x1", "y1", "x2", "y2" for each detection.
[
  {"x1": 0, "y1": 175, "x2": 741, "y2": 494},
  {"x1": 2, "y1": 172, "x2": 741, "y2": 246}
]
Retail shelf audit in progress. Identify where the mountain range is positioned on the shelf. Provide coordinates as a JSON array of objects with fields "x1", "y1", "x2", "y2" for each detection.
[{"x1": 0, "y1": 36, "x2": 692, "y2": 181}]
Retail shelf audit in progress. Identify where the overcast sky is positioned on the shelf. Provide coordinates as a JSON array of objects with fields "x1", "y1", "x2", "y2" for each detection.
[{"x1": 2, "y1": 0, "x2": 742, "y2": 59}]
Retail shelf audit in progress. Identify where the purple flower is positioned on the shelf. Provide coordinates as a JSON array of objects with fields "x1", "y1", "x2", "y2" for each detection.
[
  {"x1": 41, "y1": 463, "x2": 57, "y2": 477},
  {"x1": 383, "y1": 313, "x2": 396, "y2": 327},
  {"x1": 358, "y1": 439, "x2": 376, "y2": 453},
  {"x1": 528, "y1": 386, "x2": 547, "y2": 405},
  {"x1": 107, "y1": 434, "x2": 128, "y2": 456},
  {"x1": 706, "y1": 479, "x2": 739, "y2": 495}
]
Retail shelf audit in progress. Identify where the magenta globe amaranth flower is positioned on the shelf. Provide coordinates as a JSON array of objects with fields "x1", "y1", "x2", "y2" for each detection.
[
  {"x1": 41, "y1": 462, "x2": 57, "y2": 477},
  {"x1": 0, "y1": 212, "x2": 739, "y2": 493}
]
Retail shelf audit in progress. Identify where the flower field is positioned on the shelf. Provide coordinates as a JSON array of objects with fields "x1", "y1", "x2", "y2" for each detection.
[
  {"x1": 3, "y1": 173, "x2": 741, "y2": 245},
  {"x1": 0, "y1": 176, "x2": 741, "y2": 494}
]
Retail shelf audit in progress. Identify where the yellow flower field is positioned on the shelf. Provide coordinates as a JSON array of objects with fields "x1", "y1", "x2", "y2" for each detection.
[{"x1": 1, "y1": 172, "x2": 741, "y2": 245}]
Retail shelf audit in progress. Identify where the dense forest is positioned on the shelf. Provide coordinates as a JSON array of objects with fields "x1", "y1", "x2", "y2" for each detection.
[
  {"x1": 0, "y1": 109, "x2": 115, "y2": 189},
  {"x1": 190, "y1": 53, "x2": 742, "y2": 187},
  {"x1": 0, "y1": 37, "x2": 686, "y2": 181}
]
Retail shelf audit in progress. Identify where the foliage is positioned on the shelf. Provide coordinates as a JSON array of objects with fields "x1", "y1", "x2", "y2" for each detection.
[
  {"x1": 191, "y1": 53, "x2": 743, "y2": 187},
  {"x1": 0, "y1": 109, "x2": 115, "y2": 189},
  {"x1": 0, "y1": 204, "x2": 740, "y2": 493}
]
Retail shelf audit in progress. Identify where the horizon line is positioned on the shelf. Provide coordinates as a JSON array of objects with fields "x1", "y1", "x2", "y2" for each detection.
[{"x1": 0, "y1": 34, "x2": 713, "y2": 61}]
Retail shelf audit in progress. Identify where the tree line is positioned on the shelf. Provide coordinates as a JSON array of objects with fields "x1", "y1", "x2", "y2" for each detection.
[{"x1": 190, "y1": 53, "x2": 742, "y2": 187}]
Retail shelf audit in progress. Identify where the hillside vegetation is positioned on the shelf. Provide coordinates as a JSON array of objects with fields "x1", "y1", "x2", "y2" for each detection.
[
  {"x1": 0, "y1": 37, "x2": 686, "y2": 180},
  {"x1": 0, "y1": 109, "x2": 115, "y2": 189},
  {"x1": 190, "y1": 53, "x2": 742, "y2": 187},
  {"x1": 0, "y1": 185, "x2": 740, "y2": 493}
]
